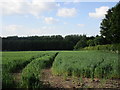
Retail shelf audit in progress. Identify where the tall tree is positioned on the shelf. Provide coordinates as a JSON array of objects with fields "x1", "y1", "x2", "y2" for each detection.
[
  {"x1": 100, "y1": 2, "x2": 120, "y2": 44},
  {"x1": 74, "y1": 35, "x2": 87, "y2": 50}
]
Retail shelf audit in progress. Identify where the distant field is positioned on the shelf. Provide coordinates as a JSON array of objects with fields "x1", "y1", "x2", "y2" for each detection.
[
  {"x1": 2, "y1": 51, "x2": 120, "y2": 88},
  {"x1": 2, "y1": 51, "x2": 56, "y2": 64}
]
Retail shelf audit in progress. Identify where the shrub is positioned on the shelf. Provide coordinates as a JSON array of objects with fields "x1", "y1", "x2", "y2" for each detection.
[{"x1": 83, "y1": 44, "x2": 120, "y2": 53}]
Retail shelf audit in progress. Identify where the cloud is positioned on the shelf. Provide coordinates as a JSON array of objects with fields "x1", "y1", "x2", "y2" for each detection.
[
  {"x1": 0, "y1": 0, "x2": 58, "y2": 18},
  {"x1": 0, "y1": 0, "x2": 26, "y2": 15},
  {"x1": 29, "y1": 0, "x2": 58, "y2": 18},
  {"x1": 63, "y1": 22, "x2": 68, "y2": 25},
  {"x1": 2, "y1": 24, "x2": 57, "y2": 36},
  {"x1": 73, "y1": 0, "x2": 83, "y2": 3},
  {"x1": 57, "y1": 8, "x2": 77, "y2": 17},
  {"x1": 3, "y1": 24, "x2": 23, "y2": 31},
  {"x1": 89, "y1": 6, "x2": 109, "y2": 18},
  {"x1": 2, "y1": 24, "x2": 23, "y2": 36},
  {"x1": 77, "y1": 24, "x2": 85, "y2": 27},
  {"x1": 44, "y1": 17, "x2": 59, "y2": 24}
]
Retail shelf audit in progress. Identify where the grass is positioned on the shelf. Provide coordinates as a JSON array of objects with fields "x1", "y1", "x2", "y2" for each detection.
[
  {"x1": 2, "y1": 51, "x2": 57, "y2": 88},
  {"x1": 2, "y1": 50, "x2": 119, "y2": 88},
  {"x1": 21, "y1": 52, "x2": 58, "y2": 88},
  {"x1": 52, "y1": 50, "x2": 119, "y2": 79}
]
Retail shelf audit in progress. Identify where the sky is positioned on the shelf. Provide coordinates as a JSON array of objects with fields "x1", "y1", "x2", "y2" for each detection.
[{"x1": 0, "y1": 0, "x2": 118, "y2": 37}]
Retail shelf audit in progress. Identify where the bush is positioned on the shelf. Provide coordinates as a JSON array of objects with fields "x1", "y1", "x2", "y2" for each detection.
[{"x1": 83, "y1": 44, "x2": 120, "y2": 53}]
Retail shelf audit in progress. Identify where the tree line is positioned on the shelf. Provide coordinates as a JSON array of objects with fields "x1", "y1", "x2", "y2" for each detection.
[
  {"x1": 1, "y1": 35, "x2": 83, "y2": 51},
  {"x1": 1, "y1": 35, "x2": 109, "y2": 51}
]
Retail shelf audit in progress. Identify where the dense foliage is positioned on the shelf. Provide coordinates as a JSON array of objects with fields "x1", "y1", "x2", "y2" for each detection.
[
  {"x1": 74, "y1": 35, "x2": 87, "y2": 50},
  {"x1": 74, "y1": 35, "x2": 108, "y2": 50},
  {"x1": 2, "y1": 35, "x2": 84, "y2": 51},
  {"x1": 2, "y1": 34, "x2": 110, "y2": 51},
  {"x1": 100, "y1": 2, "x2": 120, "y2": 44}
]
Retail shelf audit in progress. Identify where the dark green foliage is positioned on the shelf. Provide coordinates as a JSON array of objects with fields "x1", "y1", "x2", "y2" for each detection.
[
  {"x1": 94, "y1": 36, "x2": 106, "y2": 45},
  {"x1": 74, "y1": 35, "x2": 87, "y2": 50},
  {"x1": 2, "y1": 34, "x2": 111, "y2": 51},
  {"x1": 74, "y1": 35, "x2": 110, "y2": 50},
  {"x1": 87, "y1": 39, "x2": 95, "y2": 46},
  {"x1": 100, "y1": 2, "x2": 120, "y2": 44},
  {"x1": 2, "y1": 71, "x2": 15, "y2": 88},
  {"x1": 2, "y1": 35, "x2": 83, "y2": 51}
]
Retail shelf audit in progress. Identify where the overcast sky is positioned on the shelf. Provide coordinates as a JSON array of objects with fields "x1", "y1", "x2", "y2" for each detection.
[{"x1": 0, "y1": 0, "x2": 118, "y2": 37}]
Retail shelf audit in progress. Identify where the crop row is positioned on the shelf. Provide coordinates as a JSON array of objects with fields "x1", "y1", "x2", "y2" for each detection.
[
  {"x1": 21, "y1": 52, "x2": 58, "y2": 88},
  {"x1": 52, "y1": 51, "x2": 119, "y2": 80},
  {"x1": 2, "y1": 51, "x2": 57, "y2": 88}
]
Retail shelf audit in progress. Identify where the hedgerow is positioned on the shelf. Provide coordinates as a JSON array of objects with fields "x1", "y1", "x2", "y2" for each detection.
[{"x1": 83, "y1": 44, "x2": 120, "y2": 53}]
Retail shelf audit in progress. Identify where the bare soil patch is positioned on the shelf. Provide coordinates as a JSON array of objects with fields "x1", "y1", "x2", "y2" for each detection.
[
  {"x1": 12, "y1": 71, "x2": 22, "y2": 86},
  {"x1": 40, "y1": 68, "x2": 120, "y2": 88}
]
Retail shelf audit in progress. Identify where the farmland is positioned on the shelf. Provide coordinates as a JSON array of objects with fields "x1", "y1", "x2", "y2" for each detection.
[
  {"x1": 2, "y1": 51, "x2": 120, "y2": 88},
  {"x1": 52, "y1": 51, "x2": 119, "y2": 79},
  {"x1": 1, "y1": 1, "x2": 120, "y2": 89},
  {"x1": 2, "y1": 51, "x2": 58, "y2": 88}
]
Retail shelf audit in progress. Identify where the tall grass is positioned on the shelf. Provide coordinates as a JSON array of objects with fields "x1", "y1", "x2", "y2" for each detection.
[
  {"x1": 52, "y1": 51, "x2": 119, "y2": 80},
  {"x1": 21, "y1": 52, "x2": 58, "y2": 88},
  {"x1": 2, "y1": 51, "x2": 57, "y2": 88}
]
